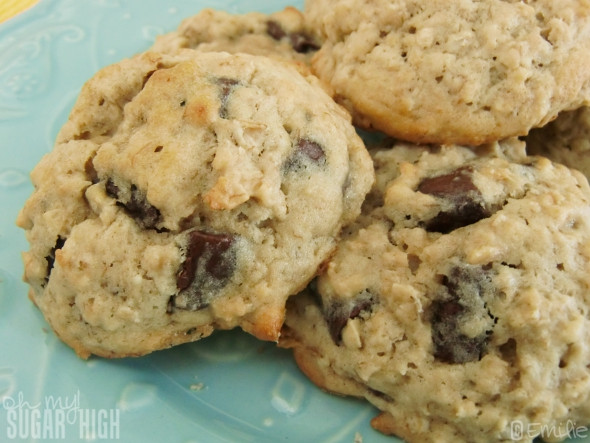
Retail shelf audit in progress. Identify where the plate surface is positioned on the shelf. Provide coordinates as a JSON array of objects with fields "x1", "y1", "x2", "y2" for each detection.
[{"x1": 0, "y1": 1, "x2": 588, "y2": 443}]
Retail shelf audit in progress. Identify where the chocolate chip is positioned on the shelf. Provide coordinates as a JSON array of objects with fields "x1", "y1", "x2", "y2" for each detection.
[
  {"x1": 173, "y1": 230, "x2": 237, "y2": 311},
  {"x1": 45, "y1": 236, "x2": 66, "y2": 284},
  {"x1": 297, "y1": 138, "x2": 325, "y2": 161},
  {"x1": 418, "y1": 167, "x2": 478, "y2": 196},
  {"x1": 284, "y1": 138, "x2": 326, "y2": 172},
  {"x1": 266, "y1": 20, "x2": 319, "y2": 53},
  {"x1": 105, "y1": 179, "x2": 161, "y2": 229},
  {"x1": 266, "y1": 20, "x2": 287, "y2": 40},
  {"x1": 323, "y1": 290, "x2": 376, "y2": 344},
  {"x1": 217, "y1": 77, "x2": 240, "y2": 119},
  {"x1": 289, "y1": 32, "x2": 320, "y2": 53},
  {"x1": 430, "y1": 265, "x2": 495, "y2": 364},
  {"x1": 125, "y1": 185, "x2": 160, "y2": 229},
  {"x1": 105, "y1": 178, "x2": 119, "y2": 198},
  {"x1": 431, "y1": 299, "x2": 488, "y2": 363},
  {"x1": 418, "y1": 167, "x2": 490, "y2": 233}
]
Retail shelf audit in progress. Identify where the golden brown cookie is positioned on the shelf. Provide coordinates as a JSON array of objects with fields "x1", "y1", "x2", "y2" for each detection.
[
  {"x1": 281, "y1": 139, "x2": 590, "y2": 442},
  {"x1": 17, "y1": 49, "x2": 373, "y2": 358},
  {"x1": 306, "y1": 0, "x2": 590, "y2": 145}
]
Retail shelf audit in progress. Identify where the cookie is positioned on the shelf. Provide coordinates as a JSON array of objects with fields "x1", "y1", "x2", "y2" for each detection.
[
  {"x1": 305, "y1": 0, "x2": 590, "y2": 145},
  {"x1": 526, "y1": 106, "x2": 590, "y2": 180},
  {"x1": 17, "y1": 49, "x2": 374, "y2": 358},
  {"x1": 152, "y1": 7, "x2": 320, "y2": 63},
  {"x1": 280, "y1": 139, "x2": 590, "y2": 442}
]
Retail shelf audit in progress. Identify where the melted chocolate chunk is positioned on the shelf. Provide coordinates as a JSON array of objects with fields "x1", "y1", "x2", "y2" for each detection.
[
  {"x1": 217, "y1": 77, "x2": 240, "y2": 119},
  {"x1": 45, "y1": 236, "x2": 66, "y2": 284},
  {"x1": 430, "y1": 266, "x2": 495, "y2": 364},
  {"x1": 173, "y1": 231, "x2": 237, "y2": 311},
  {"x1": 284, "y1": 138, "x2": 326, "y2": 172},
  {"x1": 266, "y1": 20, "x2": 319, "y2": 53},
  {"x1": 297, "y1": 138, "x2": 325, "y2": 161},
  {"x1": 323, "y1": 290, "x2": 376, "y2": 344},
  {"x1": 289, "y1": 32, "x2": 320, "y2": 53},
  {"x1": 418, "y1": 167, "x2": 477, "y2": 196},
  {"x1": 105, "y1": 179, "x2": 161, "y2": 229},
  {"x1": 418, "y1": 167, "x2": 490, "y2": 233},
  {"x1": 105, "y1": 178, "x2": 119, "y2": 198},
  {"x1": 266, "y1": 20, "x2": 287, "y2": 40}
]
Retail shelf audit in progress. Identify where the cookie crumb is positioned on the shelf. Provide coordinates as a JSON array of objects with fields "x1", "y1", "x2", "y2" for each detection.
[{"x1": 189, "y1": 383, "x2": 205, "y2": 391}]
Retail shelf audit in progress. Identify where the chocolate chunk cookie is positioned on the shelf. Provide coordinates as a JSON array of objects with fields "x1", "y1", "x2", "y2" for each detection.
[
  {"x1": 280, "y1": 139, "x2": 590, "y2": 442},
  {"x1": 152, "y1": 7, "x2": 320, "y2": 64},
  {"x1": 17, "y1": 49, "x2": 373, "y2": 358},
  {"x1": 305, "y1": 0, "x2": 590, "y2": 145}
]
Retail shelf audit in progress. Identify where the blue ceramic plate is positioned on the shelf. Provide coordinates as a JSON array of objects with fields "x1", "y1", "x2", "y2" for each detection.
[{"x1": 0, "y1": 1, "x2": 588, "y2": 443}]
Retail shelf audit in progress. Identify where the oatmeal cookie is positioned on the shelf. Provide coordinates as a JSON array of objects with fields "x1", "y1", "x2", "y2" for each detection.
[
  {"x1": 305, "y1": 0, "x2": 590, "y2": 145},
  {"x1": 280, "y1": 139, "x2": 590, "y2": 442},
  {"x1": 17, "y1": 49, "x2": 373, "y2": 358}
]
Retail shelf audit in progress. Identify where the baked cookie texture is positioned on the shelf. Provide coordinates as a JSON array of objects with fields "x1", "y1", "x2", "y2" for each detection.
[
  {"x1": 152, "y1": 7, "x2": 320, "y2": 63},
  {"x1": 304, "y1": 0, "x2": 590, "y2": 145},
  {"x1": 526, "y1": 106, "x2": 590, "y2": 180},
  {"x1": 280, "y1": 139, "x2": 590, "y2": 442},
  {"x1": 17, "y1": 49, "x2": 374, "y2": 358}
]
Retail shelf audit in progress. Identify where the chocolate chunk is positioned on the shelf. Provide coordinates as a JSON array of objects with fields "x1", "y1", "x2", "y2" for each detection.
[
  {"x1": 418, "y1": 167, "x2": 490, "y2": 233},
  {"x1": 430, "y1": 265, "x2": 495, "y2": 364},
  {"x1": 45, "y1": 236, "x2": 66, "y2": 283},
  {"x1": 266, "y1": 20, "x2": 319, "y2": 53},
  {"x1": 423, "y1": 203, "x2": 489, "y2": 233},
  {"x1": 105, "y1": 178, "x2": 119, "y2": 198},
  {"x1": 173, "y1": 230, "x2": 237, "y2": 311},
  {"x1": 266, "y1": 20, "x2": 287, "y2": 40},
  {"x1": 297, "y1": 138, "x2": 325, "y2": 161},
  {"x1": 323, "y1": 290, "x2": 376, "y2": 344},
  {"x1": 289, "y1": 32, "x2": 320, "y2": 53},
  {"x1": 418, "y1": 167, "x2": 478, "y2": 196},
  {"x1": 217, "y1": 77, "x2": 240, "y2": 119},
  {"x1": 284, "y1": 138, "x2": 326, "y2": 172},
  {"x1": 431, "y1": 300, "x2": 488, "y2": 363},
  {"x1": 105, "y1": 179, "x2": 161, "y2": 229}
]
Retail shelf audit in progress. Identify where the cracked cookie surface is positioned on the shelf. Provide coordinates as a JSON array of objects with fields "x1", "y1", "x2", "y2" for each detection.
[
  {"x1": 280, "y1": 139, "x2": 590, "y2": 442},
  {"x1": 17, "y1": 49, "x2": 373, "y2": 358}
]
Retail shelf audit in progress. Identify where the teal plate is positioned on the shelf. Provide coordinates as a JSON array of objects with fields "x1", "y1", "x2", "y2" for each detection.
[{"x1": 0, "y1": 1, "x2": 589, "y2": 443}]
